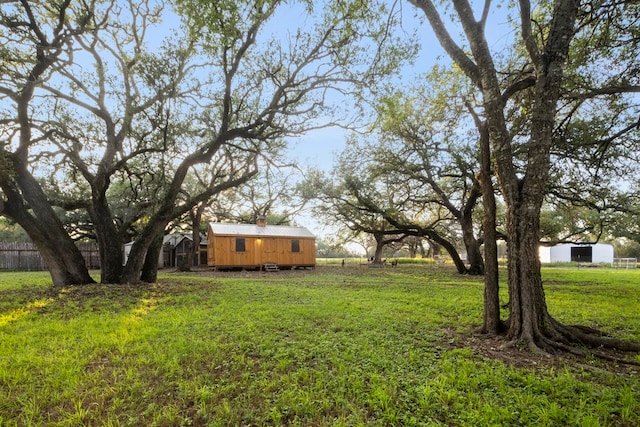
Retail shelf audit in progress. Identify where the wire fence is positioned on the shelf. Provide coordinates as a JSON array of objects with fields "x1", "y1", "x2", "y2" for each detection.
[{"x1": 0, "y1": 242, "x2": 100, "y2": 271}]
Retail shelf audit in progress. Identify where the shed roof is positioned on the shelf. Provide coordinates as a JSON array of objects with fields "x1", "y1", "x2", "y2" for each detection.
[
  {"x1": 162, "y1": 232, "x2": 207, "y2": 247},
  {"x1": 209, "y1": 222, "x2": 315, "y2": 239}
]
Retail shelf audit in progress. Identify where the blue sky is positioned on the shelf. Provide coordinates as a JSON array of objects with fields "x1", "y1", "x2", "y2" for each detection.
[{"x1": 284, "y1": 1, "x2": 517, "y2": 173}]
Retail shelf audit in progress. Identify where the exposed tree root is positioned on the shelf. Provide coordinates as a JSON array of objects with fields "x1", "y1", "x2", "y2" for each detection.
[
  {"x1": 498, "y1": 338, "x2": 554, "y2": 358},
  {"x1": 566, "y1": 324, "x2": 610, "y2": 337},
  {"x1": 490, "y1": 314, "x2": 640, "y2": 366},
  {"x1": 526, "y1": 316, "x2": 640, "y2": 366}
]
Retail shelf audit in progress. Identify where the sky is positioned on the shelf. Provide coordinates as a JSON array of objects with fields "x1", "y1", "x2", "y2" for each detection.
[
  {"x1": 283, "y1": 1, "x2": 517, "y2": 171},
  {"x1": 283, "y1": 2, "x2": 438, "y2": 173},
  {"x1": 277, "y1": 2, "x2": 517, "y2": 241}
]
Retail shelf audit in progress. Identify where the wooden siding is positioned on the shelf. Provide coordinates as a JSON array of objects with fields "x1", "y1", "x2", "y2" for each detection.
[{"x1": 207, "y1": 230, "x2": 315, "y2": 269}]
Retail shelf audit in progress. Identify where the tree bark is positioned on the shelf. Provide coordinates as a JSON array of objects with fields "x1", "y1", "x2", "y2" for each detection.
[
  {"x1": 505, "y1": 203, "x2": 550, "y2": 346},
  {"x1": 190, "y1": 202, "x2": 206, "y2": 267},
  {"x1": 460, "y1": 213, "x2": 484, "y2": 275},
  {"x1": 373, "y1": 237, "x2": 385, "y2": 264},
  {"x1": 90, "y1": 194, "x2": 123, "y2": 284},
  {"x1": 477, "y1": 122, "x2": 502, "y2": 334},
  {"x1": 427, "y1": 240, "x2": 440, "y2": 258},
  {"x1": 430, "y1": 233, "x2": 467, "y2": 273},
  {"x1": 140, "y1": 233, "x2": 163, "y2": 283},
  {"x1": 122, "y1": 220, "x2": 167, "y2": 284},
  {"x1": 1, "y1": 180, "x2": 95, "y2": 286},
  {"x1": 499, "y1": 0, "x2": 579, "y2": 349}
]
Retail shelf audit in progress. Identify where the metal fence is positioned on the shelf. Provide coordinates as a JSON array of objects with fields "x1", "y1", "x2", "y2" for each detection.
[
  {"x1": 0, "y1": 242, "x2": 100, "y2": 271},
  {"x1": 612, "y1": 257, "x2": 638, "y2": 269}
]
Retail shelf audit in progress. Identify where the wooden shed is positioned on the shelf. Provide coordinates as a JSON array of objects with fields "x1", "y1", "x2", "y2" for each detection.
[{"x1": 207, "y1": 220, "x2": 316, "y2": 270}]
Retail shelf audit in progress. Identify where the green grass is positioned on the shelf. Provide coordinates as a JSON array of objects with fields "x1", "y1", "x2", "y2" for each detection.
[{"x1": 0, "y1": 265, "x2": 639, "y2": 426}]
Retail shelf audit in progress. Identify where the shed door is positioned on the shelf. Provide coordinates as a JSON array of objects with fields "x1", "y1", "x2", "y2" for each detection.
[
  {"x1": 262, "y1": 238, "x2": 277, "y2": 263},
  {"x1": 571, "y1": 246, "x2": 592, "y2": 262}
]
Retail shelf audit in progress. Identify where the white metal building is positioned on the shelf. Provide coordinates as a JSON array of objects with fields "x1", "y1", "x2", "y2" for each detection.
[{"x1": 539, "y1": 243, "x2": 614, "y2": 264}]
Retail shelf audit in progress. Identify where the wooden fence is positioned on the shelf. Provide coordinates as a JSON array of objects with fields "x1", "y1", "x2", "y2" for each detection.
[{"x1": 0, "y1": 242, "x2": 100, "y2": 271}]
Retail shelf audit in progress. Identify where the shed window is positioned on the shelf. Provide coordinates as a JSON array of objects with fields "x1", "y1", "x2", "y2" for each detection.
[
  {"x1": 291, "y1": 239, "x2": 300, "y2": 253},
  {"x1": 235, "y1": 238, "x2": 246, "y2": 252}
]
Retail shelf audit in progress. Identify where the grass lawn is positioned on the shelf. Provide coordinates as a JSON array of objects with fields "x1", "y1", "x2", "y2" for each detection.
[{"x1": 0, "y1": 265, "x2": 639, "y2": 426}]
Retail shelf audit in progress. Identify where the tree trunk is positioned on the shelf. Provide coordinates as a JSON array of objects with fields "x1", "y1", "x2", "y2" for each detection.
[
  {"x1": 190, "y1": 202, "x2": 205, "y2": 267},
  {"x1": 427, "y1": 240, "x2": 440, "y2": 258},
  {"x1": 140, "y1": 234, "x2": 163, "y2": 283},
  {"x1": 122, "y1": 216, "x2": 169, "y2": 284},
  {"x1": 1, "y1": 180, "x2": 95, "y2": 286},
  {"x1": 4, "y1": 193, "x2": 95, "y2": 287},
  {"x1": 122, "y1": 236, "x2": 154, "y2": 284},
  {"x1": 408, "y1": 245, "x2": 417, "y2": 258},
  {"x1": 373, "y1": 237, "x2": 385, "y2": 263},
  {"x1": 91, "y1": 195, "x2": 123, "y2": 284},
  {"x1": 477, "y1": 123, "x2": 502, "y2": 334},
  {"x1": 423, "y1": 232, "x2": 467, "y2": 273},
  {"x1": 460, "y1": 214, "x2": 484, "y2": 275},
  {"x1": 2, "y1": 76, "x2": 94, "y2": 286},
  {"x1": 0, "y1": 2, "x2": 94, "y2": 287},
  {"x1": 501, "y1": 0, "x2": 579, "y2": 349}
]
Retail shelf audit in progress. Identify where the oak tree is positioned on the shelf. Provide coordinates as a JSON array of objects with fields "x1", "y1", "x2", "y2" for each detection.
[
  {"x1": 0, "y1": 0, "x2": 96, "y2": 286},
  {"x1": 409, "y1": 0, "x2": 640, "y2": 354}
]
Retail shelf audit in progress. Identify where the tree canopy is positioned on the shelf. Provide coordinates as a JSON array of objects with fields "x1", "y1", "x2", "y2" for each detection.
[{"x1": 0, "y1": 0, "x2": 411, "y2": 285}]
